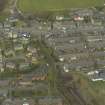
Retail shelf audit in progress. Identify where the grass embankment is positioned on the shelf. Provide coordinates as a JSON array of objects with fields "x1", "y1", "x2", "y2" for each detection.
[
  {"x1": 18, "y1": 0, "x2": 105, "y2": 13},
  {"x1": 71, "y1": 71, "x2": 105, "y2": 105}
]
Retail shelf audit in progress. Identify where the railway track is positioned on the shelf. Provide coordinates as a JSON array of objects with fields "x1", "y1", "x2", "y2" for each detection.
[
  {"x1": 56, "y1": 73, "x2": 89, "y2": 105},
  {"x1": 57, "y1": 82, "x2": 88, "y2": 105}
]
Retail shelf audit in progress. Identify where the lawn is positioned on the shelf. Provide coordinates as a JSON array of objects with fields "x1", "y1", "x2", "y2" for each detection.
[{"x1": 18, "y1": 0, "x2": 105, "y2": 13}]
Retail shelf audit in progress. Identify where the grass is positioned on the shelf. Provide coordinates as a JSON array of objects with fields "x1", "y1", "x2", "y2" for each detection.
[
  {"x1": 18, "y1": 0, "x2": 105, "y2": 13},
  {"x1": 0, "y1": 15, "x2": 7, "y2": 22},
  {"x1": 15, "y1": 20, "x2": 26, "y2": 27},
  {"x1": 0, "y1": 71, "x2": 17, "y2": 79},
  {"x1": 71, "y1": 71, "x2": 105, "y2": 105},
  {"x1": 0, "y1": 0, "x2": 11, "y2": 21}
]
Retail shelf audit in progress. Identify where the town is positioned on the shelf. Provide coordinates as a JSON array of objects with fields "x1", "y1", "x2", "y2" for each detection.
[{"x1": 0, "y1": 3, "x2": 105, "y2": 105}]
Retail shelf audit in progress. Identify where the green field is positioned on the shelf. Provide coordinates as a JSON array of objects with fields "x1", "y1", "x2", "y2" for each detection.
[{"x1": 18, "y1": 0, "x2": 105, "y2": 13}]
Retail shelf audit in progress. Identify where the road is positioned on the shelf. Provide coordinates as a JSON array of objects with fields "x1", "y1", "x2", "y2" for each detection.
[{"x1": 10, "y1": 0, "x2": 23, "y2": 17}]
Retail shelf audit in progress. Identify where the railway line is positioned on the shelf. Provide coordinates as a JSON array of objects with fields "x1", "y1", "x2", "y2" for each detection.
[
  {"x1": 55, "y1": 67, "x2": 88, "y2": 105},
  {"x1": 57, "y1": 77, "x2": 88, "y2": 105}
]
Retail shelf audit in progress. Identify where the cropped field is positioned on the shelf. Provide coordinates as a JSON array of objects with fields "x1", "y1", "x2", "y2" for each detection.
[{"x1": 18, "y1": 0, "x2": 105, "y2": 13}]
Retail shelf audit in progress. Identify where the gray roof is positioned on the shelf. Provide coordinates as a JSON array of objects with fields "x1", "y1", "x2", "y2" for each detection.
[
  {"x1": 73, "y1": 9, "x2": 93, "y2": 16},
  {"x1": 88, "y1": 41, "x2": 105, "y2": 49},
  {"x1": 96, "y1": 60, "x2": 105, "y2": 66},
  {"x1": 0, "y1": 80, "x2": 10, "y2": 87},
  {"x1": 93, "y1": 51, "x2": 105, "y2": 58},
  {"x1": 69, "y1": 60, "x2": 94, "y2": 68},
  {"x1": 59, "y1": 52, "x2": 89, "y2": 60},
  {"x1": 55, "y1": 43, "x2": 85, "y2": 51},
  {"x1": 89, "y1": 70, "x2": 105, "y2": 80},
  {"x1": 87, "y1": 35, "x2": 102, "y2": 42},
  {"x1": 2, "y1": 98, "x2": 35, "y2": 105},
  {"x1": 53, "y1": 37, "x2": 82, "y2": 45},
  {"x1": 39, "y1": 97, "x2": 63, "y2": 105}
]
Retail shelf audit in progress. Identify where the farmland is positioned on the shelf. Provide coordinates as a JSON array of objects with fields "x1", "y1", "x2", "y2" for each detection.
[{"x1": 17, "y1": 0, "x2": 105, "y2": 13}]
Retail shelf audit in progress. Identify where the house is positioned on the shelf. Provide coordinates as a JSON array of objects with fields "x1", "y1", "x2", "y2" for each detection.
[
  {"x1": 17, "y1": 32, "x2": 30, "y2": 44},
  {"x1": 18, "y1": 81, "x2": 33, "y2": 86},
  {"x1": 0, "y1": 50, "x2": 2, "y2": 62},
  {"x1": 31, "y1": 56, "x2": 38, "y2": 64},
  {"x1": 92, "y1": 51, "x2": 105, "y2": 59},
  {"x1": 3, "y1": 22, "x2": 11, "y2": 28},
  {"x1": 2, "y1": 98, "x2": 35, "y2": 105},
  {"x1": 8, "y1": 31, "x2": 18, "y2": 38},
  {"x1": 21, "y1": 37, "x2": 29, "y2": 44},
  {"x1": 96, "y1": 59, "x2": 105, "y2": 68},
  {"x1": 5, "y1": 50, "x2": 15, "y2": 57},
  {"x1": 6, "y1": 62, "x2": 15, "y2": 69},
  {"x1": 68, "y1": 59, "x2": 94, "y2": 70},
  {"x1": 53, "y1": 37, "x2": 81, "y2": 44},
  {"x1": 0, "y1": 62, "x2": 4, "y2": 72},
  {"x1": 14, "y1": 43, "x2": 23, "y2": 51},
  {"x1": 73, "y1": 8, "x2": 93, "y2": 18},
  {"x1": 55, "y1": 43, "x2": 86, "y2": 53},
  {"x1": 18, "y1": 32, "x2": 30, "y2": 38},
  {"x1": 88, "y1": 41, "x2": 105, "y2": 50},
  {"x1": 2, "y1": 99, "x2": 14, "y2": 105},
  {"x1": 39, "y1": 97, "x2": 63, "y2": 105},
  {"x1": 17, "y1": 80, "x2": 48, "y2": 92},
  {"x1": 18, "y1": 65, "x2": 48, "y2": 81},
  {"x1": 8, "y1": 16, "x2": 18, "y2": 22},
  {"x1": 88, "y1": 70, "x2": 105, "y2": 81},
  {"x1": 0, "y1": 80, "x2": 10, "y2": 87},
  {"x1": 0, "y1": 89, "x2": 8, "y2": 97},
  {"x1": 93, "y1": 11, "x2": 105, "y2": 22},
  {"x1": 87, "y1": 35, "x2": 102, "y2": 42},
  {"x1": 74, "y1": 16, "x2": 84, "y2": 21},
  {"x1": 32, "y1": 64, "x2": 48, "y2": 81},
  {"x1": 0, "y1": 23, "x2": 3, "y2": 28},
  {"x1": 58, "y1": 52, "x2": 89, "y2": 61},
  {"x1": 19, "y1": 62, "x2": 30, "y2": 71},
  {"x1": 27, "y1": 46, "x2": 37, "y2": 54},
  {"x1": 56, "y1": 16, "x2": 64, "y2": 21},
  {"x1": 18, "y1": 64, "x2": 48, "y2": 81}
]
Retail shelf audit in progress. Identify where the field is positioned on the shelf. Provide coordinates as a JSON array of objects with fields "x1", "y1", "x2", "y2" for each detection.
[{"x1": 18, "y1": 0, "x2": 105, "y2": 13}]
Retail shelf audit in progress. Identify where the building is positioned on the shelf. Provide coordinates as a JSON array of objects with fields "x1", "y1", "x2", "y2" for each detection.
[
  {"x1": 5, "y1": 50, "x2": 15, "y2": 57},
  {"x1": 19, "y1": 62, "x2": 30, "y2": 71},
  {"x1": 6, "y1": 62, "x2": 15, "y2": 70},
  {"x1": 14, "y1": 43, "x2": 23, "y2": 51},
  {"x1": 88, "y1": 70, "x2": 105, "y2": 81},
  {"x1": 2, "y1": 98, "x2": 35, "y2": 105},
  {"x1": 39, "y1": 97, "x2": 63, "y2": 105}
]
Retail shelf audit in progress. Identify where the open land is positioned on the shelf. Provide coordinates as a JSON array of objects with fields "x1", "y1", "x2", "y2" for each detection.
[{"x1": 18, "y1": 0, "x2": 105, "y2": 13}]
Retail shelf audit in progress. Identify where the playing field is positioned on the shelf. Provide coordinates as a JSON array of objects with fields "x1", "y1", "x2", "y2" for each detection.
[{"x1": 18, "y1": 0, "x2": 105, "y2": 13}]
